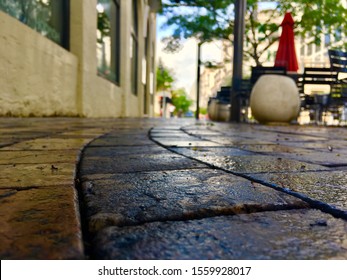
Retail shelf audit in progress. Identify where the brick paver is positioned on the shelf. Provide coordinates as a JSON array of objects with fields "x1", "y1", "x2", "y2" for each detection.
[{"x1": 1, "y1": 118, "x2": 347, "y2": 259}]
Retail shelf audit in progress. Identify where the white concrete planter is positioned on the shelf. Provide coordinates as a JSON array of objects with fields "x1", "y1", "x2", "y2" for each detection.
[
  {"x1": 250, "y1": 75, "x2": 300, "y2": 124},
  {"x1": 208, "y1": 99, "x2": 230, "y2": 122}
]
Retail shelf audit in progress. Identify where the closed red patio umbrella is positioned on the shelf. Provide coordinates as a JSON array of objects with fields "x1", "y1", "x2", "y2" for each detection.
[{"x1": 274, "y1": 12, "x2": 299, "y2": 72}]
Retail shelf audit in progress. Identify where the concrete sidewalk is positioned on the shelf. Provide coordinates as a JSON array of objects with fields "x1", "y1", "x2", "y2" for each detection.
[{"x1": 0, "y1": 118, "x2": 346, "y2": 259}]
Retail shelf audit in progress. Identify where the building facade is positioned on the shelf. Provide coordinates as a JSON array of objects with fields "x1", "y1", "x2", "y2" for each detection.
[
  {"x1": 198, "y1": 40, "x2": 233, "y2": 110},
  {"x1": 0, "y1": 0, "x2": 160, "y2": 117}
]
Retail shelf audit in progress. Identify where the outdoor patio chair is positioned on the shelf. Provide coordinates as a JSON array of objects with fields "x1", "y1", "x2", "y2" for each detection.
[
  {"x1": 328, "y1": 49, "x2": 347, "y2": 113},
  {"x1": 329, "y1": 49, "x2": 347, "y2": 75},
  {"x1": 250, "y1": 66, "x2": 287, "y2": 84},
  {"x1": 300, "y1": 67, "x2": 339, "y2": 123}
]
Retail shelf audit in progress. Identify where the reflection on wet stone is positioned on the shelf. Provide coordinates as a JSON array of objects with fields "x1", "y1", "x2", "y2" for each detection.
[
  {"x1": 93, "y1": 209, "x2": 347, "y2": 260},
  {"x1": 251, "y1": 171, "x2": 347, "y2": 212},
  {"x1": 81, "y1": 169, "x2": 308, "y2": 233},
  {"x1": 76, "y1": 120, "x2": 347, "y2": 260}
]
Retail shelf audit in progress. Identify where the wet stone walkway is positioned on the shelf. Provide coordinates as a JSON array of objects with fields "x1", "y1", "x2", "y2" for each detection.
[
  {"x1": 0, "y1": 118, "x2": 347, "y2": 259},
  {"x1": 78, "y1": 120, "x2": 347, "y2": 260}
]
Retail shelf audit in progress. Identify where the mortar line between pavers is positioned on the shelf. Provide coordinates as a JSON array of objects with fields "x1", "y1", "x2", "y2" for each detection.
[
  {"x1": 180, "y1": 125, "x2": 342, "y2": 154},
  {"x1": 0, "y1": 148, "x2": 90, "y2": 152},
  {"x1": 237, "y1": 169, "x2": 335, "y2": 175},
  {"x1": 0, "y1": 129, "x2": 91, "y2": 149},
  {"x1": 0, "y1": 184, "x2": 77, "y2": 190},
  {"x1": 0, "y1": 161, "x2": 79, "y2": 166},
  {"x1": 191, "y1": 124, "x2": 333, "y2": 140},
  {"x1": 149, "y1": 127, "x2": 347, "y2": 221},
  {"x1": 73, "y1": 130, "x2": 121, "y2": 258},
  {"x1": 180, "y1": 127, "x2": 333, "y2": 165}
]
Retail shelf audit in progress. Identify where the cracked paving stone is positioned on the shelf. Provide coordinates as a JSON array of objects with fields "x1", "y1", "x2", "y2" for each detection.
[
  {"x1": 0, "y1": 186, "x2": 83, "y2": 259},
  {"x1": 79, "y1": 153, "x2": 207, "y2": 178},
  {"x1": 250, "y1": 171, "x2": 347, "y2": 213},
  {"x1": 93, "y1": 209, "x2": 347, "y2": 260},
  {"x1": 79, "y1": 169, "x2": 308, "y2": 233}
]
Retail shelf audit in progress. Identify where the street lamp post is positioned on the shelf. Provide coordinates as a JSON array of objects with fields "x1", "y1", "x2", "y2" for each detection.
[
  {"x1": 195, "y1": 41, "x2": 202, "y2": 120},
  {"x1": 230, "y1": 0, "x2": 246, "y2": 122}
]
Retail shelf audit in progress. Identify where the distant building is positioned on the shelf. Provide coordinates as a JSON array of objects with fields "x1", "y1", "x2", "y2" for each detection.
[
  {"x1": 0, "y1": 0, "x2": 161, "y2": 117},
  {"x1": 205, "y1": 2, "x2": 347, "y2": 99},
  {"x1": 198, "y1": 40, "x2": 233, "y2": 109},
  {"x1": 297, "y1": 0, "x2": 347, "y2": 95}
]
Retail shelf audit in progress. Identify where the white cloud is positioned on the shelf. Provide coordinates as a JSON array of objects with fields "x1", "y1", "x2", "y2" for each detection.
[
  {"x1": 156, "y1": 38, "x2": 224, "y2": 93},
  {"x1": 156, "y1": 14, "x2": 225, "y2": 94},
  {"x1": 156, "y1": 38, "x2": 197, "y2": 92}
]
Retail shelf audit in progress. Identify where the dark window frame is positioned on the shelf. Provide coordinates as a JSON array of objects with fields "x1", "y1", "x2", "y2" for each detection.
[
  {"x1": 59, "y1": 0, "x2": 70, "y2": 50},
  {"x1": 96, "y1": 0, "x2": 121, "y2": 85},
  {"x1": 130, "y1": 0, "x2": 138, "y2": 95}
]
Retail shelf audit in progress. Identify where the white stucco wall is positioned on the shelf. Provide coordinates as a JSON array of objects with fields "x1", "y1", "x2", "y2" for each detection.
[
  {"x1": 0, "y1": 11, "x2": 78, "y2": 116},
  {"x1": 0, "y1": 0, "x2": 159, "y2": 118},
  {"x1": 70, "y1": 0, "x2": 140, "y2": 118},
  {"x1": 83, "y1": 75, "x2": 122, "y2": 117}
]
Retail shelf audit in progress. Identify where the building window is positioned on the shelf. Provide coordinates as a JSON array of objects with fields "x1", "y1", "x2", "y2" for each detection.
[
  {"x1": 324, "y1": 34, "x2": 331, "y2": 47},
  {"x1": 130, "y1": 0, "x2": 138, "y2": 95},
  {"x1": 334, "y1": 27, "x2": 342, "y2": 42},
  {"x1": 0, "y1": 0, "x2": 69, "y2": 49},
  {"x1": 96, "y1": 0, "x2": 120, "y2": 84},
  {"x1": 307, "y1": 44, "x2": 312, "y2": 56},
  {"x1": 300, "y1": 45, "x2": 305, "y2": 56}
]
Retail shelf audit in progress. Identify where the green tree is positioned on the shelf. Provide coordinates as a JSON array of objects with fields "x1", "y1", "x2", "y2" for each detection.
[
  {"x1": 160, "y1": 0, "x2": 347, "y2": 66},
  {"x1": 156, "y1": 59, "x2": 175, "y2": 91},
  {"x1": 171, "y1": 88, "x2": 193, "y2": 117}
]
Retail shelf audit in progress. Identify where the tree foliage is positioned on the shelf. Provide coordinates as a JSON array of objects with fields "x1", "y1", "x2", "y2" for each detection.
[
  {"x1": 156, "y1": 59, "x2": 175, "y2": 91},
  {"x1": 171, "y1": 88, "x2": 193, "y2": 116},
  {"x1": 160, "y1": 0, "x2": 347, "y2": 66},
  {"x1": 161, "y1": 0, "x2": 232, "y2": 52}
]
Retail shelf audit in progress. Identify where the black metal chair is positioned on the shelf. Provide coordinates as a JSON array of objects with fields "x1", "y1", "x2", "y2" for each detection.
[
  {"x1": 328, "y1": 49, "x2": 347, "y2": 117},
  {"x1": 329, "y1": 49, "x2": 347, "y2": 74},
  {"x1": 300, "y1": 67, "x2": 339, "y2": 123},
  {"x1": 250, "y1": 66, "x2": 287, "y2": 85}
]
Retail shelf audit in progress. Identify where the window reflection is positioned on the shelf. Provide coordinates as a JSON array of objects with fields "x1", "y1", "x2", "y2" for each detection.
[
  {"x1": 96, "y1": 0, "x2": 120, "y2": 84},
  {"x1": 0, "y1": 0, "x2": 69, "y2": 49}
]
